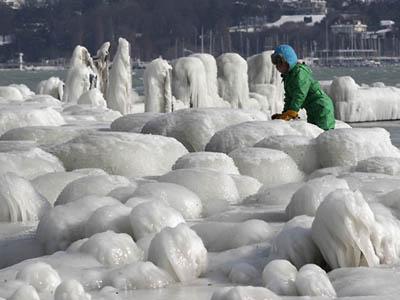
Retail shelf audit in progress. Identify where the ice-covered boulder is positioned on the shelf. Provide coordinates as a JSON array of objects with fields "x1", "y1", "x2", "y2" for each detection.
[
  {"x1": 0, "y1": 146, "x2": 64, "y2": 179},
  {"x1": 228, "y1": 263, "x2": 261, "y2": 285},
  {"x1": 262, "y1": 259, "x2": 297, "y2": 296},
  {"x1": 16, "y1": 262, "x2": 61, "y2": 293},
  {"x1": 129, "y1": 201, "x2": 185, "y2": 240},
  {"x1": 50, "y1": 132, "x2": 188, "y2": 177},
  {"x1": 286, "y1": 175, "x2": 350, "y2": 219},
  {"x1": 0, "y1": 105, "x2": 65, "y2": 136},
  {"x1": 110, "y1": 112, "x2": 162, "y2": 133},
  {"x1": 62, "y1": 105, "x2": 122, "y2": 123},
  {"x1": 246, "y1": 182, "x2": 303, "y2": 206},
  {"x1": 54, "y1": 279, "x2": 91, "y2": 300},
  {"x1": 141, "y1": 108, "x2": 267, "y2": 151},
  {"x1": 144, "y1": 58, "x2": 173, "y2": 112},
  {"x1": 85, "y1": 204, "x2": 133, "y2": 236},
  {"x1": 295, "y1": 264, "x2": 336, "y2": 297},
  {"x1": 0, "y1": 126, "x2": 93, "y2": 147},
  {"x1": 77, "y1": 88, "x2": 107, "y2": 107},
  {"x1": 36, "y1": 76, "x2": 64, "y2": 100},
  {"x1": 172, "y1": 152, "x2": 239, "y2": 174},
  {"x1": 37, "y1": 196, "x2": 121, "y2": 253},
  {"x1": 55, "y1": 174, "x2": 131, "y2": 205},
  {"x1": 75, "y1": 231, "x2": 144, "y2": 266},
  {"x1": 247, "y1": 50, "x2": 284, "y2": 114},
  {"x1": 230, "y1": 174, "x2": 262, "y2": 200},
  {"x1": 269, "y1": 215, "x2": 323, "y2": 269},
  {"x1": 216, "y1": 53, "x2": 249, "y2": 109},
  {"x1": 25, "y1": 95, "x2": 62, "y2": 107},
  {"x1": 131, "y1": 182, "x2": 202, "y2": 219},
  {"x1": 329, "y1": 76, "x2": 400, "y2": 122},
  {"x1": 355, "y1": 156, "x2": 400, "y2": 176},
  {"x1": 311, "y1": 189, "x2": 381, "y2": 268},
  {"x1": 191, "y1": 219, "x2": 274, "y2": 251},
  {"x1": 316, "y1": 128, "x2": 400, "y2": 167},
  {"x1": 10, "y1": 84, "x2": 34, "y2": 98},
  {"x1": 106, "y1": 38, "x2": 134, "y2": 114},
  {"x1": 0, "y1": 86, "x2": 24, "y2": 101},
  {"x1": 229, "y1": 147, "x2": 304, "y2": 187},
  {"x1": 148, "y1": 223, "x2": 207, "y2": 282},
  {"x1": 171, "y1": 56, "x2": 211, "y2": 108},
  {"x1": 106, "y1": 261, "x2": 174, "y2": 290},
  {"x1": 206, "y1": 120, "x2": 320, "y2": 154},
  {"x1": 255, "y1": 135, "x2": 320, "y2": 173},
  {"x1": 211, "y1": 286, "x2": 279, "y2": 300},
  {"x1": 8, "y1": 285, "x2": 40, "y2": 300},
  {"x1": 158, "y1": 168, "x2": 239, "y2": 216},
  {"x1": 0, "y1": 173, "x2": 50, "y2": 222},
  {"x1": 31, "y1": 169, "x2": 106, "y2": 205}
]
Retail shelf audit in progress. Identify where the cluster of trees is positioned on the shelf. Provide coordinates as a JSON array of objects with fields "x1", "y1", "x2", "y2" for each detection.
[{"x1": 0, "y1": 0, "x2": 399, "y2": 62}]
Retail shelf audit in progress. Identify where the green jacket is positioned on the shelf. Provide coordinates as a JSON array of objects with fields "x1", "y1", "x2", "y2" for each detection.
[{"x1": 282, "y1": 63, "x2": 335, "y2": 130}]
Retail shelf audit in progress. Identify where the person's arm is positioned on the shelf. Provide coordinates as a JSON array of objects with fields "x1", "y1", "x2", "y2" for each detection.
[{"x1": 285, "y1": 68, "x2": 311, "y2": 112}]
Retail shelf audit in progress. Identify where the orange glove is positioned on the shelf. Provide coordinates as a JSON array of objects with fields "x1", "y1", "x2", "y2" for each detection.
[{"x1": 275, "y1": 110, "x2": 298, "y2": 121}]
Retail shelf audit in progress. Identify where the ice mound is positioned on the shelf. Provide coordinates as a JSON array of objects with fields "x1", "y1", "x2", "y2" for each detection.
[
  {"x1": 216, "y1": 53, "x2": 249, "y2": 108},
  {"x1": 229, "y1": 147, "x2": 304, "y2": 187},
  {"x1": 25, "y1": 95, "x2": 62, "y2": 107},
  {"x1": 62, "y1": 105, "x2": 122, "y2": 123},
  {"x1": 355, "y1": 156, "x2": 400, "y2": 175},
  {"x1": 144, "y1": 58, "x2": 173, "y2": 112},
  {"x1": 55, "y1": 174, "x2": 131, "y2": 205},
  {"x1": 107, "y1": 184, "x2": 139, "y2": 203},
  {"x1": 211, "y1": 286, "x2": 279, "y2": 300},
  {"x1": 230, "y1": 174, "x2": 262, "y2": 200},
  {"x1": 16, "y1": 262, "x2": 61, "y2": 293},
  {"x1": 9, "y1": 284, "x2": 40, "y2": 300},
  {"x1": 311, "y1": 189, "x2": 381, "y2": 268},
  {"x1": 247, "y1": 182, "x2": 303, "y2": 206},
  {"x1": 0, "y1": 173, "x2": 50, "y2": 222},
  {"x1": 106, "y1": 261, "x2": 175, "y2": 290},
  {"x1": 129, "y1": 201, "x2": 185, "y2": 240},
  {"x1": 131, "y1": 182, "x2": 202, "y2": 219},
  {"x1": 0, "y1": 147, "x2": 64, "y2": 179},
  {"x1": 158, "y1": 168, "x2": 239, "y2": 216},
  {"x1": 10, "y1": 84, "x2": 34, "y2": 98},
  {"x1": 36, "y1": 76, "x2": 64, "y2": 100},
  {"x1": 255, "y1": 135, "x2": 320, "y2": 173},
  {"x1": 148, "y1": 223, "x2": 207, "y2": 282},
  {"x1": 50, "y1": 132, "x2": 188, "y2": 177},
  {"x1": 110, "y1": 112, "x2": 163, "y2": 133},
  {"x1": 32, "y1": 169, "x2": 107, "y2": 205},
  {"x1": 75, "y1": 231, "x2": 144, "y2": 266},
  {"x1": 0, "y1": 126, "x2": 93, "y2": 147},
  {"x1": 141, "y1": 108, "x2": 267, "y2": 152},
  {"x1": 191, "y1": 219, "x2": 274, "y2": 251},
  {"x1": 206, "y1": 120, "x2": 300, "y2": 154},
  {"x1": 269, "y1": 215, "x2": 323, "y2": 269},
  {"x1": 172, "y1": 152, "x2": 239, "y2": 174},
  {"x1": 228, "y1": 263, "x2": 260, "y2": 285},
  {"x1": 85, "y1": 204, "x2": 132, "y2": 236},
  {"x1": 77, "y1": 88, "x2": 107, "y2": 108},
  {"x1": 0, "y1": 86, "x2": 24, "y2": 101},
  {"x1": 286, "y1": 175, "x2": 350, "y2": 219},
  {"x1": 171, "y1": 56, "x2": 210, "y2": 108},
  {"x1": 295, "y1": 264, "x2": 336, "y2": 297},
  {"x1": 0, "y1": 105, "x2": 65, "y2": 136},
  {"x1": 329, "y1": 76, "x2": 400, "y2": 122},
  {"x1": 247, "y1": 50, "x2": 284, "y2": 114},
  {"x1": 317, "y1": 128, "x2": 400, "y2": 167},
  {"x1": 262, "y1": 259, "x2": 298, "y2": 296},
  {"x1": 54, "y1": 279, "x2": 91, "y2": 300},
  {"x1": 37, "y1": 196, "x2": 121, "y2": 253}
]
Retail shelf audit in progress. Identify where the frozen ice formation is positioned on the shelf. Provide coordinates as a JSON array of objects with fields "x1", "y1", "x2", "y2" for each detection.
[
  {"x1": 54, "y1": 279, "x2": 91, "y2": 300},
  {"x1": 8, "y1": 284, "x2": 40, "y2": 300},
  {"x1": 16, "y1": 262, "x2": 61, "y2": 293},
  {"x1": 77, "y1": 88, "x2": 107, "y2": 108},
  {"x1": 211, "y1": 286, "x2": 279, "y2": 300},
  {"x1": 110, "y1": 112, "x2": 162, "y2": 133},
  {"x1": 295, "y1": 264, "x2": 336, "y2": 297},
  {"x1": 36, "y1": 76, "x2": 64, "y2": 100},
  {"x1": 262, "y1": 259, "x2": 298, "y2": 296}
]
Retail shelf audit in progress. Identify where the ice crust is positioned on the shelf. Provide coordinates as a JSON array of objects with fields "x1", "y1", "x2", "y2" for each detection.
[
  {"x1": 54, "y1": 279, "x2": 91, "y2": 300},
  {"x1": 16, "y1": 262, "x2": 61, "y2": 293},
  {"x1": 262, "y1": 259, "x2": 298, "y2": 296},
  {"x1": 110, "y1": 112, "x2": 162, "y2": 133},
  {"x1": 211, "y1": 286, "x2": 279, "y2": 300}
]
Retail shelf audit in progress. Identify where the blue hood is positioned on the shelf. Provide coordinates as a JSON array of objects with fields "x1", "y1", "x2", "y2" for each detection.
[{"x1": 273, "y1": 44, "x2": 298, "y2": 70}]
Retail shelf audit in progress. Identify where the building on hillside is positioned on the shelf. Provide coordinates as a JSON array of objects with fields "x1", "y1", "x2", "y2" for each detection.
[{"x1": 268, "y1": 0, "x2": 327, "y2": 15}]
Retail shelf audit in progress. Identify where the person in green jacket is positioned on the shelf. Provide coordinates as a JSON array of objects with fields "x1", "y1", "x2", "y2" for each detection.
[{"x1": 270, "y1": 44, "x2": 335, "y2": 130}]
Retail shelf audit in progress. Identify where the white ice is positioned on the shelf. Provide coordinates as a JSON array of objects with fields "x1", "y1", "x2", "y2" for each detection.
[{"x1": 36, "y1": 77, "x2": 64, "y2": 100}]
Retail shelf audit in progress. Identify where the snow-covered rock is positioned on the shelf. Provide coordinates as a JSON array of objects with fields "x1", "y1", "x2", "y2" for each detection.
[
  {"x1": 54, "y1": 279, "x2": 91, "y2": 300},
  {"x1": 262, "y1": 259, "x2": 298, "y2": 296},
  {"x1": 0, "y1": 86, "x2": 24, "y2": 101},
  {"x1": 110, "y1": 112, "x2": 162, "y2": 133},
  {"x1": 77, "y1": 88, "x2": 107, "y2": 108},
  {"x1": 16, "y1": 262, "x2": 61, "y2": 293},
  {"x1": 8, "y1": 285, "x2": 40, "y2": 300},
  {"x1": 295, "y1": 264, "x2": 336, "y2": 297},
  {"x1": 172, "y1": 152, "x2": 239, "y2": 174},
  {"x1": 36, "y1": 77, "x2": 64, "y2": 100},
  {"x1": 355, "y1": 156, "x2": 400, "y2": 176}
]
